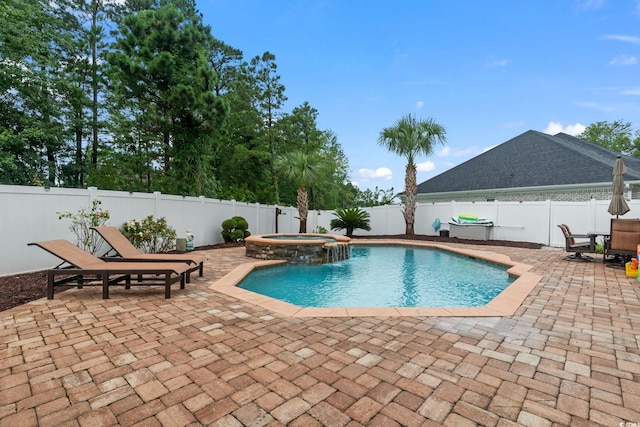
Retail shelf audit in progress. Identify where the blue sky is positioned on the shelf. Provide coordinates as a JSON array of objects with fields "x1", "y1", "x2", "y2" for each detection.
[{"x1": 197, "y1": 0, "x2": 640, "y2": 193}]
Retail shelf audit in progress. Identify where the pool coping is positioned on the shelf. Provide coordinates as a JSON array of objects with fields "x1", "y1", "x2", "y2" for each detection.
[{"x1": 209, "y1": 239, "x2": 542, "y2": 317}]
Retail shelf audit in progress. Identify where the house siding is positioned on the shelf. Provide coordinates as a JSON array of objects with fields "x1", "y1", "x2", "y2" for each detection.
[{"x1": 417, "y1": 188, "x2": 616, "y2": 203}]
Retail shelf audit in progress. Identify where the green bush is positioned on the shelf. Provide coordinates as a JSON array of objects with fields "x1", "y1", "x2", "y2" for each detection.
[
  {"x1": 221, "y1": 216, "x2": 250, "y2": 242},
  {"x1": 221, "y1": 218, "x2": 236, "y2": 231},
  {"x1": 230, "y1": 229, "x2": 245, "y2": 241},
  {"x1": 121, "y1": 215, "x2": 177, "y2": 253},
  {"x1": 233, "y1": 216, "x2": 249, "y2": 231}
]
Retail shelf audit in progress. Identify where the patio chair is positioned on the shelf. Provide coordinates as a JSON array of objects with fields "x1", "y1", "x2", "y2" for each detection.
[
  {"x1": 607, "y1": 218, "x2": 640, "y2": 263},
  {"x1": 91, "y1": 226, "x2": 204, "y2": 281},
  {"x1": 29, "y1": 239, "x2": 190, "y2": 299},
  {"x1": 557, "y1": 224, "x2": 595, "y2": 262}
]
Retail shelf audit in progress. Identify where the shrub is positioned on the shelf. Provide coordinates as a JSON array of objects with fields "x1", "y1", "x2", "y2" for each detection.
[
  {"x1": 315, "y1": 226, "x2": 328, "y2": 234},
  {"x1": 231, "y1": 229, "x2": 245, "y2": 241},
  {"x1": 221, "y1": 219, "x2": 234, "y2": 229},
  {"x1": 233, "y1": 216, "x2": 249, "y2": 231},
  {"x1": 221, "y1": 216, "x2": 250, "y2": 242},
  {"x1": 330, "y1": 207, "x2": 371, "y2": 237},
  {"x1": 120, "y1": 215, "x2": 177, "y2": 253},
  {"x1": 57, "y1": 199, "x2": 110, "y2": 254}
]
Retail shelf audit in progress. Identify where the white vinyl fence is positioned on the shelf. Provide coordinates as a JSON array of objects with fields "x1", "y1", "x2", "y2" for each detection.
[{"x1": 2, "y1": 184, "x2": 637, "y2": 276}]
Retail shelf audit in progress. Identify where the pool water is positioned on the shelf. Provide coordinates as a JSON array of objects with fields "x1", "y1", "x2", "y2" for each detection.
[{"x1": 239, "y1": 245, "x2": 515, "y2": 308}]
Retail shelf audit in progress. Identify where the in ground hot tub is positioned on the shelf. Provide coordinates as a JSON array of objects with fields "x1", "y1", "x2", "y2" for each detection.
[{"x1": 245, "y1": 233, "x2": 352, "y2": 264}]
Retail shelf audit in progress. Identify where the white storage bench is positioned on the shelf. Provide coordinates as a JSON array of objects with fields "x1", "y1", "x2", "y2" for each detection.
[{"x1": 449, "y1": 223, "x2": 493, "y2": 240}]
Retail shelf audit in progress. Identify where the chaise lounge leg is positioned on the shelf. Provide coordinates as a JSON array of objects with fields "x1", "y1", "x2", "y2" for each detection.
[
  {"x1": 47, "y1": 272, "x2": 55, "y2": 300},
  {"x1": 198, "y1": 262, "x2": 203, "y2": 277},
  {"x1": 103, "y1": 275, "x2": 109, "y2": 299},
  {"x1": 165, "y1": 273, "x2": 171, "y2": 299}
]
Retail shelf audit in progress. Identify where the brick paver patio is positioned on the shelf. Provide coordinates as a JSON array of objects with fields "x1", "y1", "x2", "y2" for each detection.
[{"x1": 1, "y1": 241, "x2": 639, "y2": 426}]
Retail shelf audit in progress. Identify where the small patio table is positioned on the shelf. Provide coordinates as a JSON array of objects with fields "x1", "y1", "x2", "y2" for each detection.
[{"x1": 589, "y1": 231, "x2": 612, "y2": 263}]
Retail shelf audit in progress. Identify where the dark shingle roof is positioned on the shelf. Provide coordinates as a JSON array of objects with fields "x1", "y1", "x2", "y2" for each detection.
[{"x1": 416, "y1": 130, "x2": 640, "y2": 194}]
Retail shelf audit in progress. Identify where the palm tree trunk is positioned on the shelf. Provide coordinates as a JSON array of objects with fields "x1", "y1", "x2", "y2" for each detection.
[
  {"x1": 403, "y1": 163, "x2": 417, "y2": 236},
  {"x1": 298, "y1": 187, "x2": 308, "y2": 233}
]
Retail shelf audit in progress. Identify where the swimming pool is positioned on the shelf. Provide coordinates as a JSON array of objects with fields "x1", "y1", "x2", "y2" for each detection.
[{"x1": 239, "y1": 245, "x2": 515, "y2": 308}]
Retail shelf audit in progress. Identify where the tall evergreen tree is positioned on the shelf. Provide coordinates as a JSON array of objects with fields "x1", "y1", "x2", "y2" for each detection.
[
  {"x1": 54, "y1": 0, "x2": 123, "y2": 187},
  {"x1": 106, "y1": 0, "x2": 227, "y2": 196},
  {"x1": 213, "y1": 52, "x2": 287, "y2": 203},
  {"x1": 209, "y1": 38, "x2": 243, "y2": 97},
  {"x1": 0, "y1": 0, "x2": 71, "y2": 185},
  {"x1": 247, "y1": 52, "x2": 287, "y2": 203}
]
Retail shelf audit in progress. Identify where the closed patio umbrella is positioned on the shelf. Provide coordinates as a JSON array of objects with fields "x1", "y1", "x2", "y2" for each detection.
[{"x1": 608, "y1": 155, "x2": 630, "y2": 217}]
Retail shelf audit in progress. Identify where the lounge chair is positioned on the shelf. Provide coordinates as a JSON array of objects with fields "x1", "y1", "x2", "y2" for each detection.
[
  {"x1": 91, "y1": 226, "x2": 204, "y2": 280},
  {"x1": 557, "y1": 224, "x2": 595, "y2": 262},
  {"x1": 29, "y1": 239, "x2": 190, "y2": 299}
]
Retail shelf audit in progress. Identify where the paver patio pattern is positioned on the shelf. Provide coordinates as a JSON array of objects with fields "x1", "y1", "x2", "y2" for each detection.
[{"x1": 1, "y1": 241, "x2": 639, "y2": 426}]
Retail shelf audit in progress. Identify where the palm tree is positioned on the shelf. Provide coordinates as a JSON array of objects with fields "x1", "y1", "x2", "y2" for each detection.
[
  {"x1": 275, "y1": 151, "x2": 327, "y2": 233},
  {"x1": 330, "y1": 207, "x2": 371, "y2": 237},
  {"x1": 378, "y1": 114, "x2": 446, "y2": 236}
]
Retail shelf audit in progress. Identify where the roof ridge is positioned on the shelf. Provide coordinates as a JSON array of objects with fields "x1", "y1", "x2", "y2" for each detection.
[{"x1": 552, "y1": 132, "x2": 640, "y2": 179}]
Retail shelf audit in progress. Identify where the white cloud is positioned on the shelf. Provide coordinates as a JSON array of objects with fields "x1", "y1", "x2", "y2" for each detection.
[
  {"x1": 358, "y1": 167, "x2": 392, "y2": 179},
  {"x1": 482, "y1": 144, "x2": 499, "y2": 153},
  {"x1": 622, "y1": 87, "x2": 640, "y2": 95},
  {"x1": 544, "y1": 121, "x2": 586, "y2": 136},
  {"x1": 609, "y1": 55, "x2": 637, "y2": 65},
  {"x1": 437, "y1": 147, "x2": 450, "y2": 157},
  {"x1": 416, "y1": 161, "x2": 436, "y2": 172},
  {"x1": 416, "y1": 101, "x2": 424, "y2": 109},
  {"x1": 602, "y1": 34, "x2": 640, "y2": 44},
  {"x1": 484, "y1": 59, "x2": 509, "y2": 67}
]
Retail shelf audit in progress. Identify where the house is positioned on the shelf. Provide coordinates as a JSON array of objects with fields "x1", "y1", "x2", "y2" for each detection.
[{"x1": 415, "y1": 130, "x2": 640, "y2": 203}]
